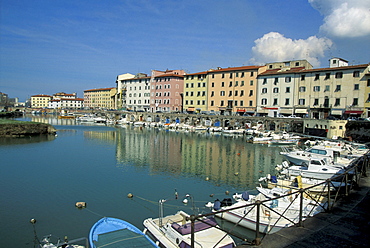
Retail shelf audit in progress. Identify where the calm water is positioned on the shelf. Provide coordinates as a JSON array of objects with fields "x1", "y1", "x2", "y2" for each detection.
[{"x1": 0, "y1": 116, "x2": 284, "y2": 247}]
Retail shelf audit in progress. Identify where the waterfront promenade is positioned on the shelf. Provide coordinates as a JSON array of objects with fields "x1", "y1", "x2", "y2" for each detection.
[{"x1": 247, "y1": 173, "x2": 370, "y2": 248}]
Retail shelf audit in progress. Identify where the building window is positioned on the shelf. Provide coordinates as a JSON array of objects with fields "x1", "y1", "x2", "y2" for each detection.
[
  {"x1": 325, "y1": 73, "x2": 330, "y2": 80},
  {"x1": 235, "y1": 81, "x2": 238, "y2": 86},
  {"x1": 367, "y1": 79, "x2": 370, "y2": 87},
  {"x1": 299, "y1": 99, "x2": 305, "y2": 105},
  {"x1": 285, "y1": 76, "x2": 291, "y2": 83},
  {"x1": 241, "y1": 72, "x2": 244, "y2": 77},
  {"x1": 211, "y1": 91, "x2": 214, "y2": 97},
  {"x1": 301, "y1": 74, "x2": 305, "y2": 81},
  {"x1": 240, "y1": 90, "x2": 244, "y2": 96},
  {"x1": 353, "y1": 71, "x2": 360, "y2": 77},
  {"x1": 274, "y1": 78, "x2": 278, "y2": 85},
  {"x1": 273, "y1": 98, "x2": 278, "y2": 106},
  {"x1": 228, "y1": 91, "x2": 232, "y2": 97},
  {"x1": 240, "y1": 100, "x2": 244, "y2": 106},
  {"x1": 235, "y1": 90, "x2": 238, "y2": 96},
  {"x1": 353, "y1": 98, "x2": 358, "y2": 106},
  {"x1": 212, "y1": 82, "x2": 215, "y2": 87},
  {"x1": 249, "y1": 90, "x2": 253, "y2": 96},
  {"x1": 335, "y1": 72, "x2": 343, "y2": 78},
  {"x1": 263, "y1": 78, "x2": 267, "y2": 85},
  {"x1": 262, "y1": 88, "x2": 267, "y2": 94},
  {"x1": 285, "y1": 98, "x2": 290, "y2": 105},
  {"x1": 335, "y1": 85, "x2": 341, "y2": 92},
  {"x1": 220, "y1": 100, "x2": 224, "y2": 106},
  {"x1": 314, "y1": 74, "x2": 320, "y2": 80},
  {"x1": 210, "y1": 100, "x2": 214, "y2": 106},
  {"x1": 354, "y1": 84, "x2": 359, "y2": 90},
  {"x1": 324, "y1": 85, "x2": 330, "y2": 92},
  {"x1": 286, "y1": 87, "x2": 290, "y2": 93},
  {"x1": 299, "y1": 86, "x2": 306, "y2": 92},
  {"x1": 221, "y1": 82, "x2": 225, "y2": 87},
  {"x1": 261, "y1": 98, "x2": 267, "y2": 105},
  {"x1": 229, "y1": 81, "x2": 232, "y2": 87},
  {"x1": 335, "y1": 98, "x2": 340, "y2": 106},
  {"x1": 249, "y1": 100, "x2": 253, "y2": 106},
  {"x1": 273, "y1": 87, "x2": 279, "y2": 93},
  {"x1": 220, "y1": 91, "x2": 225, "y2": 96},
  {"x1": 241, "y1": 81, "x2": 244, "y2": 86},
  {"x1": 314, "y1": 99, "x2": 319, "y2": 106},
  {"x1": 313, "y1": 86, "x2": 320, "y2": 92},
  {"x1": 230, "y1": 73, "x2": 233, "y2": 78}
]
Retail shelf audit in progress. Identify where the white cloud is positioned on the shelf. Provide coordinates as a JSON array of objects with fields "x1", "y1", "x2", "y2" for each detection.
[
  {"x1": 309, "y1": 0, "x2": 370, "y2": 38},
  {"x1": 249, "y1": 32, "x2": 333, "y2": 67}
]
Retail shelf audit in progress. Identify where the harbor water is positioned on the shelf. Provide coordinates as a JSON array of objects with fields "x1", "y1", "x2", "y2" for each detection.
[{"x1": 0, "y1": 115, "x2": 284, "y2": 247}]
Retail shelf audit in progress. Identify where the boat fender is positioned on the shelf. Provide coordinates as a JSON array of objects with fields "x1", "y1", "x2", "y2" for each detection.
[
  {"x1": 213, "y1": 199, "x2": 221, "y2": 211},
  {"x1": 242, "y1": 191, "x2": 250, "y2": 201}
]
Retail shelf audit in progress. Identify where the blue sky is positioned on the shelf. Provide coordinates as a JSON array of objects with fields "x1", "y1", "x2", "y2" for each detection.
[{"x1": 1, "y1": 0, "x2": 369, "y2": 101}]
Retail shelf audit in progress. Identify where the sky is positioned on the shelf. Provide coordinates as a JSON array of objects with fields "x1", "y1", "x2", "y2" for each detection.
[{"x1": 1, "y1": 0, "x2": 369, "y2": 101}]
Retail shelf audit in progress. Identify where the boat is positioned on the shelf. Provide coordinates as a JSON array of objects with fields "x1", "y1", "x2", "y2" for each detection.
[
  {"x1": 93, "y1": 117, "x2": 107, "y2": 123},
  {"x1": 89, "y1": 217, "x2": 159, "y2": 248},
  {"x1": 208, "y1": 189, "x2": 324, "y2": 234},
  {"x1": 76, "y1": 115, "x2": 95, "y2": 122},
  {"x1": 143, "y1": 209, "x2": 235, "y2": 247},
  {"x1": 38, "y1": 234, "x2": 87, "y2": 248},
  {"x1": 278, "y1": 159, "x2": 347, "y2": 180}
]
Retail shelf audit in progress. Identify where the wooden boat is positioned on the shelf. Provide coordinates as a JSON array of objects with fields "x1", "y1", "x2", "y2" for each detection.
[
  {"x1": 89, "y1": 217, "x2": 158, "y2": 248},
  {"x1": 143, "y1": 210, "x2": 235, "y2": 247}
]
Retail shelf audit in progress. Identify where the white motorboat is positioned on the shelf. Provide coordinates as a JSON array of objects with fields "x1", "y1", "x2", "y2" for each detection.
[
  {"x1": 279, "y1": 159, "x2": 347, "y2": 180},
  {"x1": 208, "y1": 190, "x2": 323, "y2": 234},
  {"x1": 143, "y1": 209, "x2": 235, "y2": 248}
]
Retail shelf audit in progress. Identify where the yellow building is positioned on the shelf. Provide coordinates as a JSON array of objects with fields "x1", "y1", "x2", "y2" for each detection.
[
  {"x1": 84, "y1": 87, "x2": 117, "y2": 109},
  {"x1": 31, "y1": 94, "x2": 52, "y2": 108},
  {"x1": 183, "y1": 71, "x2": 208, "y2": 113}
]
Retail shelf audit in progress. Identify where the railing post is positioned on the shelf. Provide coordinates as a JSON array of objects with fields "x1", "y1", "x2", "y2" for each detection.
[
  {"x1": 299, "y1": 189, "x2": 304, "y2": 226},
  {"x1": 190, "y1": 215, "x2": 195, "y2": 247},
  {"x1": 345, "y1": 172, "x2": 349, "y2": 196},
  {"x1": 254, "y1": 200, "x2": 261, "y2": 246}
]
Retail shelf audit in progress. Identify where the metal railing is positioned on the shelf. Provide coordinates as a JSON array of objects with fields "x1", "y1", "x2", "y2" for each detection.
[{"x1": 186, "y1": 151, "x2": 370, "y2": 246}]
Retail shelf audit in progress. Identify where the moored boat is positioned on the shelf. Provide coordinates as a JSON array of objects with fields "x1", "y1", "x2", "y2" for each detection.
[
  {"x1": 89, "y1": 217, "x2": 158, "y2": 248},
  {"x1": 143, "y1": 210, "x2": 235, "y2": 248}
]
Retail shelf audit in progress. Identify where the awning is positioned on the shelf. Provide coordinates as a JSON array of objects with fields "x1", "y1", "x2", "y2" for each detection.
[
  {"x1": 295, "y1": 109, "x2": 308, "y2": 114},
  {"x1": 344, "y1": 110, "x2": 363, "y2": 114},
  {"x1": 263, "y1": 107, "x2": 278, "y2": 110},
  {"x1": 331, "y1": 110, "x2": 343, "y2": 115},
  {"x1": 280, "y1": 109, "x2": 292, "y2": 114},
  {"x1": 236, "y1": 109, "x2": 246, "y2": 112},
  {"x1": 187, "y1": 107, "x2": 195, "y2": 111}
]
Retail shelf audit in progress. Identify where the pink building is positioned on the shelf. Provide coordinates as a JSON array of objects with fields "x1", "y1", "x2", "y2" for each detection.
[{"x1": 150, "y1": 69, "x2": 185, "y2": 112}]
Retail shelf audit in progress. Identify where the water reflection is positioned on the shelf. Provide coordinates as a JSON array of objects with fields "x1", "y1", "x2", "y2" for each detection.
[{"x1": 114, "y1": 127, "x2": 283, "y2": 190}]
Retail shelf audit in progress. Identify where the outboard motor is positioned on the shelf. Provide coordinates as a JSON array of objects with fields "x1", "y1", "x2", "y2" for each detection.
[
  {"x1": 213, "y1": 199, "x2": 221, "y2": 211},
  {"x1": 271, "y1": 176, "x2": 278, "y2": 183},
  {"x1": 242, "y1": 191, "x2": 250, "y2": 201}
]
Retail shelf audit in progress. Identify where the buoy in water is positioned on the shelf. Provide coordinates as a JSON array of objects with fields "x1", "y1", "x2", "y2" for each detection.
[
  {"x1": 30, "y1": 218, "x2": 37, "y2": 224},
  {"x1": 205, "y1": 177, "x2": 210, "y2": 181},
  {"x1": 225, "y1": 191, "x2": 230, "y2": 195},
  {"x1": 75, "y1": 202, "x2": 87, "y2": 209},
  {"x1": 183, "y1": 198, "x2": 188, "y2": 204},
  {"x1": 127, "y1": 193, "x2": 134, "y2": 198},
  {"x1": 209, "y1": 194, "x2": 214, "y2": 197}
]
